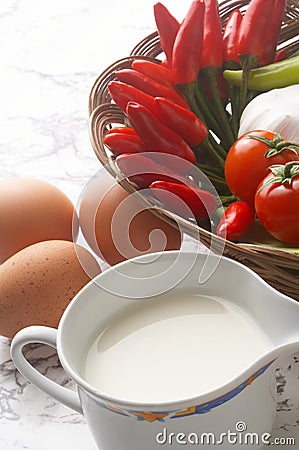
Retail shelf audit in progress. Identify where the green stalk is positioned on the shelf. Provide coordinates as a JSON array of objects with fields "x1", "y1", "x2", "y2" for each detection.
[
  {"x1": 207, "y1": 132, "x2": 227, "y2": 161},
  {"x1": 193, "y1": 139, "x2": 225, "y2": 172},
  {"x1": 178, "y1": 82, "x2": 205, "y2": 122},
  {"x1": 193, "y1": 82, "x2": 225, "y2": 141},
  {"x1": 195, "y1": 162, "x2": 225, "y2": 178},
  {"x1": 201, "y1": 137, "x2": 226, "y2": 169},
  {"x1": 202, "y1": 68, "x2": 235, "y2": 148},
  {"x1": 204, "y1": 177, "x2": 231, "y2": 196},
  {"x1": 238, "y1": 54, "x2": 259, "y2": 119},
  {"x1": 196, "y1": 166, "x2": 225, "y2": 181},
  {"x1": 245, "y1": 89, "x2": 259, "y2": 104},
  {"x1": 178, "y1": 82, "x2": 228, "y2": 162},
  {"x1": 195, "y1": 155, "x2": 232, "y2": 197},
  {"x1": 227, "y1": 83, "x2": 239, "y2": 139},
  {"x1": 220, "y1": 195, "x2": 237, "y2": 206}
]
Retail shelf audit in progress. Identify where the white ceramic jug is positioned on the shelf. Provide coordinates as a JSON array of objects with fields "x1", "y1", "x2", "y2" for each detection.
[{"x1": 11, "y1": 251, "x2": 299, "y2": 450}]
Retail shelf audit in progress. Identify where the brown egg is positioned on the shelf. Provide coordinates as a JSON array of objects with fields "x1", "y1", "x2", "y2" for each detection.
[
  {"x1": 0, "y1": 240, "x2": 101, "y2": 338},
  {"x1": 79, "y1": 171, "x2": 182, "y2": 266},
  {"x1": 0, "y1": 178, "x2": 78, "y2": 264}
]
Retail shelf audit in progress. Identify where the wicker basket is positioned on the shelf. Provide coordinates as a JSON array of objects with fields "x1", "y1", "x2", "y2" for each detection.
[{"x1": 89, "y1": 0, "x2": 299, "y2": 300}]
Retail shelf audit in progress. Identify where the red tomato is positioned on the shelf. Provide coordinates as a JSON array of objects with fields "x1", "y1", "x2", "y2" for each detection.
[
  {"x1": 224, "y1": 130, "x2": 299, "y2": 206},
  {"x1": 254, "y1": 162, "x2": 299, "y2": 244}
]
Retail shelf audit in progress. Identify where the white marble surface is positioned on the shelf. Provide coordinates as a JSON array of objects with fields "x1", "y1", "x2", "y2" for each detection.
[{"x1": 0, "y1": 0, "x2": 299, "y2": 449}]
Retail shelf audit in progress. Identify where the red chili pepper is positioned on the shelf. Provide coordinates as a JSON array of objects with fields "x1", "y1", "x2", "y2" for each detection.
[
  {"x1": 115, "y1": 68, "x2": 189, "y2": 109},
  {"x1": 131, "y1": 59, "x2": 175, "y2": 88},
  {"x1": 126, "y1": 102, "x2": 196, "y2": 167},
  {"x1": 200, "y1": 0, "x2": 223, "y2": 69},
  {"x1": 274, "y1": 49, "x2": 286, "y2": 63},
  {"x1": 116, "y1": 153, "x2": 190, "y2": 189},
  {"x1": 153, "y1": 97, "x2": 208, "y2": 147},
  {"x1": 223, "y1": 9, "x2": 243, "y2": 66},
  {"x1": 237, "y1": 0, "x2": 274, "y2": 64},
  {"x1": 217, "y1": 201, "x2": 255, "y2": 241},
  {"x1": 150, "y1": 180, "x2": 217, "y2": 220},
  {"x1": 172, "y1": 0, "x2": 205, "y2": 85},
  {"x1": 107, "y1": 126, "x2": 136, "y2": 135},
  {"x1": 153, "y1": 3, "x2": 180, "y2": 68},
  {"x1": 104, "y1": 132, "x2": 146, "y2": 155},
  {"x1": 258, "y1": 0, "x2": 286, "y2": 66},
  {"x1": 160, "y1": 60, "x2": 169, "y2": 68},
  {"x1": 199, "y1": 1, "x2": 232, "y2": 142},
  {"x1": 108, "y1": 81, "x2": 155, "y2": 114}
]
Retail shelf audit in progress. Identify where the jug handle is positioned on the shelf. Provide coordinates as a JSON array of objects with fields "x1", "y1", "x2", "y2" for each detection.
[{"x1": 10, "y1": 326, "x2": 83, "y2": 414}]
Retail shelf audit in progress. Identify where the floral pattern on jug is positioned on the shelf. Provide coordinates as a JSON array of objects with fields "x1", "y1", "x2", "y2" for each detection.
[{"x1": 93, "y1": 360, "x2": 275, "y2": 422}]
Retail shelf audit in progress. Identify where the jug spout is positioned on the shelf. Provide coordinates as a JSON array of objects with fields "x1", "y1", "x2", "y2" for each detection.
[
  {"x1": 229, "y1": 276, "x2": 299, "y2": 381},
  {"x1": 246, "y1": 280, "x2": 299, "y2": 357},
  {"x1": 269, "y1": 340, "x2": 299, "y2": 363}
]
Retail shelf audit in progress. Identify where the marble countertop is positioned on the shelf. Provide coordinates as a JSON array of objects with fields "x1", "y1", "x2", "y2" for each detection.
[{"x1": 0, "y1": 0, "x2": 299, "y2": 449}]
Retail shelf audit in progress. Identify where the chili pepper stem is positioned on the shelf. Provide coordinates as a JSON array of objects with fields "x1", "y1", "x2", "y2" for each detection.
[
  {"x1": 226, "y1": 83, "x2": 239, "y2": 139},
  {"x1": 193, "y1": 81, "x2": 227, "y2": 142},
  {"x1": 207, "y1": 132, "x2": 227, "y2": 161},
  {"x1": 238, "y1": 54, "x2": 259, "y2": 119},
  {"x1": 179, "y1": 82, "x2": 224, "y2": 145},
  {"x1": 193, "y1": 137, "x2": 226, "y2": 173},
  {"x1": 178, "y1": 82, "x2": 205, "y2": 121},
  {"x1": 201, "y1": 137, "x2": 226, "y2": 169},
  {"x1": 195, "y1": 162, "x2": 225, "y2": 178},
  {"x1": 178, "y1": 82, "x2": 228, "y2": 161},
  {"x1": 206, "y1": 177, "x2": 232, "y2": 195},
  {"x1": 202, "y1": 68, "x2": 235, "y2": 148},
  {"x1": 220, "y1": 195, "x2": 237, "y2": 206},
  {"x1": 200, "y1": 171, "x2": 230, "y2": 192}
]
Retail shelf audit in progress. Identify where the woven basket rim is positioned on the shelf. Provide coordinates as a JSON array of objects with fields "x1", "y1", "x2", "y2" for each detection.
[{"x1": 88, "y1": 0, "x2": 299, "y2": 299}]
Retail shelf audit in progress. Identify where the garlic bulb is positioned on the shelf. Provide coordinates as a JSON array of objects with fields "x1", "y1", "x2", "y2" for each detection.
[{"x1": 238, "y1": 84, "x2": 299, "y2": 142}]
